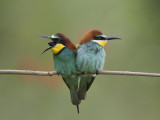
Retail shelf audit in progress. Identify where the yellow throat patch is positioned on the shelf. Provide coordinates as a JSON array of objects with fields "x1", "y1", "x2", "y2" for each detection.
[
  {"x1": 92, "y1": 40, "x2": 108, "y2": 47},
  {"x1": 51, "y1": 44, "x2": 66, "y2": 54}
]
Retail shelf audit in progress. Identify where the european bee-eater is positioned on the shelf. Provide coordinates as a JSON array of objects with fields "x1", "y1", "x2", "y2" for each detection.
[
  {"x1": 76, "y1": 29, "x2": 120, "y2": 100},
  {"x1": 40, "y1": 33, "x2": 80, "y2": 113}
]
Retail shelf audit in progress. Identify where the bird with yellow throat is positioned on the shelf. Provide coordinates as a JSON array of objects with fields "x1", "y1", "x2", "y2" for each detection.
[
  {"x1": 40, "y1": 33, "x2": 80, "y2": 113},
  {"x1": 76, "y1": 29, "x2": 121, "y2": 100}
]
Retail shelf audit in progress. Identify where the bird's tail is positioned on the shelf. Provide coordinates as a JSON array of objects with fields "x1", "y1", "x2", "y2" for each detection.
[
  {"x1": 70, "y1": 88, "x2": 80, "y2": 105},
  {"x1": 76, "y1": 104, "x2": 79, "y2": 114},
  {"x1": 78, "y1": 75, "x2": 96, "y2": 100},
  {"x1": 62, "y1": 75, "x2": 81, "y2": 113},
  {"x1": 78, "y1": 75, "x2": 88, "y2": 100},
  {"x1": 78, "y1": 83, "x2": 87, "y2": 100},
  {"x1": 70, "y1": 88, "x2": 81, "y2": 114}
]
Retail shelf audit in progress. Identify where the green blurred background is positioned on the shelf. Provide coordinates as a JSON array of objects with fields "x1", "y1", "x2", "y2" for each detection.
[{"x1": 0, "y1": 0, "x2": 160, "y2": 119}]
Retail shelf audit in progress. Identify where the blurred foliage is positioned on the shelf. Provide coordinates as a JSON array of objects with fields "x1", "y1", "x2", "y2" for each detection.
[{"x1": 0, "y1": 0, "x2": 160, "y2": 120}]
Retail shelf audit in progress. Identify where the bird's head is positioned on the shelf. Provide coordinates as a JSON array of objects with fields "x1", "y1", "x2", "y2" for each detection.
[
  {"x1": 78, "y1": 29, "x2": 121, "y2": 47},
  {"x1": 40, "y1": 33, "x2": 76, "y2": 55}
]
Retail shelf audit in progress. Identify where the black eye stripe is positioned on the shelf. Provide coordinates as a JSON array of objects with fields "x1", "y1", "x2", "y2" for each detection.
[
  {"x1": 93, "y1": 36, "x2": 106, "y2": 40},
  {"x1": 50, "y1": 37, "x2": 66, "y2": 46}
]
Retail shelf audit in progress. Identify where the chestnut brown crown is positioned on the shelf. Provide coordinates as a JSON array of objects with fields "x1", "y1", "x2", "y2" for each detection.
[
  {"x1": 55, "y1": 33, "x2": 76, "y2": 50},
  {"x1": 79, "y1": 29, "x2": 103, "y2": 45}
]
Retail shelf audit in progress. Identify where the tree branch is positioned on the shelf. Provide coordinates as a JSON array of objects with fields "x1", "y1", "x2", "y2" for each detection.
[{"x1": 0, "y1": 69, "x2": 160, "y2": 77}]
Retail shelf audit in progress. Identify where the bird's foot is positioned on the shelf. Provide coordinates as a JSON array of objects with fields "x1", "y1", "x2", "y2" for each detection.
[
  {"x1": 96, "y1": 70, "x2": 99, "y2": 75},
  {"x1": 57, "y1": 72, "x2": 60, "y2": 76}
]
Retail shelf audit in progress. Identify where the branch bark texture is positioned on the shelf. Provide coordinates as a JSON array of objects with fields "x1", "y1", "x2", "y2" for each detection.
[{"x1": 0, "y1": 69, "x2": 160, "y2": 77}]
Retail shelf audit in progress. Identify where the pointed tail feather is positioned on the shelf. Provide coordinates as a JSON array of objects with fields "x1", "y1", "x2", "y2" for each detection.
[
  {"x1": 61, "y1": 75, "x2": 80, "y2": 113},
  {"x1": 78, "y1": 77, "x2": 88, "y2": 100},
  {"x1": 70, "y1": 89, "x2": 80, "y2": 114},
  {"x1": 77, "y1": 104, "x2": 79, "y2": 114},
  {"x1": 70, "y1": 88, "x2": 80, "y2": 105},
  {"x1": 78, "y1": 75, "x2": 96, "y2": 100},
  {"x1": 78, "y1": 84, "x2": 87, "y2": 100}
]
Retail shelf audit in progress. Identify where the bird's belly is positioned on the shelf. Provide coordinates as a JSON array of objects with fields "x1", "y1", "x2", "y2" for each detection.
[
  {"x1": 54, "y1": 62, "x2": 76, "y2": 75},
  {"x1": 53, "y1": 49, "x2": 77, "y2": 75},
  {"x1": 77, "y1": 50, "x2": 106, "y2": 73}
]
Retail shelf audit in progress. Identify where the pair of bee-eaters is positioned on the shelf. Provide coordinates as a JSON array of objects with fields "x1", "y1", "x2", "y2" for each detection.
[{"x1": 40, "y1": 29, "x2": 120, "y2": 113}]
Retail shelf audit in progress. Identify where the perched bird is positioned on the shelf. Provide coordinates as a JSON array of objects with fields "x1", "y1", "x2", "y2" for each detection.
[
  {"x1": 76, "y1": 29, "x2": 120, "y2": 100},
  {"x1": 40, "y1": 33, "x2": 80, "y2": 113}
]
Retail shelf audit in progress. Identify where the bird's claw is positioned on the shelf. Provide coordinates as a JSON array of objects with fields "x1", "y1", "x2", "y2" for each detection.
[
  {"x1": 96, "y1": 70, "x2": 99, "y2": 75},
  {"x1": 57, "y1": 72, "x2": 60, "y2": 76}
]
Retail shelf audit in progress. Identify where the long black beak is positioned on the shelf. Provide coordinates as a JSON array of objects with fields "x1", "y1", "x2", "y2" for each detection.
[
  {"x1": 39, "y1": 36, "x2": 51, "y2": 39},
  {"x1": 106, "y1": 36, "x2": 121, "y2": 40},
  {"x1": 40, "y1": 35, "x2": 56, "y2": 55},
  {"x1": 41, "y1": 46, "x2": 52, "y2": 55},
  {"x1": 41, "y1": 42, "x2": 56, "y2": 55}
]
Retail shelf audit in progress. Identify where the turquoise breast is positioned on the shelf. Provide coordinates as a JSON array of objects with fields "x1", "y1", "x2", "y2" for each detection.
[
  {"x1": 53, "y1": 48, "x2": 77, "y2": 75},
  {"x1": 76, "y1": 42, "x2": 106, "y2": 73}
]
